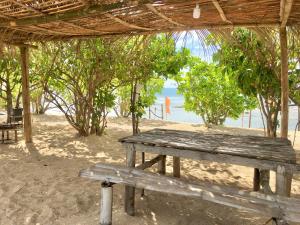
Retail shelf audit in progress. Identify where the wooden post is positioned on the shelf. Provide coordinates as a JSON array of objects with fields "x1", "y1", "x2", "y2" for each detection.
[
  {"x1": 253, "y1": 168, "x2": 260, "y2": 191},
  {"x1": 161, "y1": 104, "x2": 164, "y2": 120},
  {"x1": 100, "y1": 182, "x2": 113, "y2": 225},
  {"x1": 15, "y1": 130, "x2": 18, "y2": 142},
  {"x1": 141, "y1": 152, "x2": 145, "y2": 197},
  {"x1": 275, "y1": 26, "x2": 291, "y2": 225},
  {"x1": 1, "y1": 130, "x2": 4, "y2": 143},
  {"x1": 20, "y1": 46, "x2": 32, "y2": 143},
  {"x1": 276, "y1": 165, "x2": 292, "y2": 197},
  {"x1": 248, "y1": 110, "x2": 252, "y2": 128},
  {"x1": 173, "y1": 156, "x2": 180, "y2": 178},
  {"x1": 148, "y1": 107, "x2": 151, "y2": 119},
  {"x1": 298, "y1": 106, "x2": 300, "y2": 131},
  {"x1": 158, "y1": 155, "x2": 166, "y2": 175},
  {"x1": 280, "y1": 26, "x2": 289, "y2": 139},
  {"x1": 124, "y1": 144, "x2": 136, "y2": 216},
  {"x1": 242, "y1": 112, "x2": 244, "y2": 128}
]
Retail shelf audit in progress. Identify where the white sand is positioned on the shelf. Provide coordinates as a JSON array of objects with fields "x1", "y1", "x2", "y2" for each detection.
[{"x1": 0, "y1": 114, "x2": 299, "y2": 225}]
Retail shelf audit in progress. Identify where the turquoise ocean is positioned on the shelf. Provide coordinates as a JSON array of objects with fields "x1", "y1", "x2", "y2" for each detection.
[{"x1": 150, "y1": 88, "x2": 299, "y2": 131}]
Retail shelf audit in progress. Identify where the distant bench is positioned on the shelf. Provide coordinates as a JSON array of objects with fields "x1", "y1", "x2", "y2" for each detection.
[
  {"x1": 80, "y1": 163, "x2": 300, "y2": 225},
  {"x1": 0, "y1": 123, "x2": 22, "y2": 143}
]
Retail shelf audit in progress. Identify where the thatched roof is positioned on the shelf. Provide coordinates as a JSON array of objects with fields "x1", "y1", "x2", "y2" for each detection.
[{"x1": 0, "y1": 0, "x2": 299, "y2": 43}]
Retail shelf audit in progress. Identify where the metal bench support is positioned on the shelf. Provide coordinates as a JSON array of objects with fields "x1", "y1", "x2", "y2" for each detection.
[{"x1": 100, "y1": 182, "x2": 113, "y2": 225}]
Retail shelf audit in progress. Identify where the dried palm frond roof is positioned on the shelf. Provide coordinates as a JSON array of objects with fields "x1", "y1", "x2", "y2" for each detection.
[{"x1": 0, "y1": 0, "x2": 299, "y2": 43}]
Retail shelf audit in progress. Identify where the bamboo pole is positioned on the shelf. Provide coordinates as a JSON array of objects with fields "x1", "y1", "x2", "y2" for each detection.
[
  {"x1": 280, "y1": 26, "x2": 289, "y2": 139},
  {"x1": 20, "y1": 46, "x2": 32, "y2": 143},
  {"x1": 211, "y1": 0, "x2": 232, "y2": 24},
  {"x1": 1, "y1": 1, "x2": 152, "y2": 27},
  {"x1": 104, "y1": 13, "x2": 153, "y2": 31},
  {"x1": 145, "y1": 4, "x2": 185, "y2": 27},
  {"x1": 280, "y1": 0, "x2": 294, "y2": 28}
]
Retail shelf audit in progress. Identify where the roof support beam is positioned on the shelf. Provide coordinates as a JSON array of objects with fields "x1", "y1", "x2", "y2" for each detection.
[
  {"x1": 145, "y1": 4, "x2": 184, "y2": 27},
  {"x1": 280, "y1": 26, "x2": 289, "y2": 139},
  {"x1": 12, "y1": 42, "x2": 38, "y2": 49},
  {"x1": 0, "y1": 14, "x2": 11, "y2": 19},
  {"x1": 104, "y1": 13, "x2": 153, "y2": 31},
  {"x1": 10, "y1": 0, "x2": 41, "y2": 14},
  {"x1": 9, "y1": 0, "x2": 107, "y2": 34},
  {"x1": 59, "y1": 21, "x2": 107, "y2": 34},
  {"x1": 280, "y1": 0, "x2": 294, "y2": 27},
  {"x1": 32, "y1": 25, "x2": 82, "y2": 36},
  {"x1": 0, "y1": 1, "x2": 152, "y2": 27},
  {"x1": 211, "y1": 0, "x2": 232, "y2": 24}
]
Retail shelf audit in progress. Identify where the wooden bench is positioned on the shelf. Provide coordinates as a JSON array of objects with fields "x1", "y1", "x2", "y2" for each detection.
[
  {"x1": 79, "y1": 163, "x2": 300, "y2": 225},
  {"x1": 0, "y1": 123, "x2": 22, "y2": 143}
]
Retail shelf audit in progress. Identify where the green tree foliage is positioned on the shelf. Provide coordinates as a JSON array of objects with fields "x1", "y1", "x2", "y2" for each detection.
[
  {"x1": 115, "y1": 77, "x2": 164, "y2": 118},
  {"x1": 176, "y1": 58, "x2": 256, "y2": 126},
  {"x1": 0, "y1": 35, "x2": 189, "y2": 137},
  {"x1": 0, "y1": 46, "x2": 22, "y2": 122},
  {"x1": 213, "y1": 29, "x2": 281, "y2": 137},
  {"x1": 41, "y1": 40, "x2": 126, "y2": 136},
  {"x1": 30, "y1": 44, "x2": 59, "y2": 114},
  {"x1": 114, "y1": 35, "x2": 190, "y2": 134},
  {"x1": 288, "y1": 32, "x2": 300, "y2": 105}
]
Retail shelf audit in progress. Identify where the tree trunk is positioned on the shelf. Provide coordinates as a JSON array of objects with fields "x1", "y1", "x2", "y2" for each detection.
[
  {"x1": 131, "y1": 80, "x2": 140, "y2": 135},
  {"x1": 6, "y1": 86, "x2": 13, "y2": 123}
]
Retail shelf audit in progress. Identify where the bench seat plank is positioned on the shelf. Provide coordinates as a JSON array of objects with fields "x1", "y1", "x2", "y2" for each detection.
[{"x1": 79, "y1": 163, "x2": 300, "y2": 223}]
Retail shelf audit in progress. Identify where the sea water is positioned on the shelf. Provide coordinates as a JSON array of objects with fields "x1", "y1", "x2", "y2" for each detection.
[
  {"x1": 150, "y1": 88, "x2": 299, "y2": 131},
  {"x1": 44, "y1": 87, "x2": 299, "y2": 131}
]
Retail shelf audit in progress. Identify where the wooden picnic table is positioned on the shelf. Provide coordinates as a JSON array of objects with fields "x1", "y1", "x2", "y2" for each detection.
[{"x1": 119, "y1": 128, "x2": 298, "y2": 216}]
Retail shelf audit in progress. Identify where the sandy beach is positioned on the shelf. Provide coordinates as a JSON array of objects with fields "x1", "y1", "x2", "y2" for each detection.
[{"x1": 0, "y1": 114, "x2": 299, "y2": 225}]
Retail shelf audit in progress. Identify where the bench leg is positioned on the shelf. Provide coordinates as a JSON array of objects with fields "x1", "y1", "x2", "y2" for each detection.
[
  {"x1": 158, "y1": 155, "x2": 166, "y2": 175},
  {"x1": 1, "y1": 130, "x2": 4, "y2": 143},
  {"x1": 124, "y1": 144, "x2": 136, "y2": 216},
  {"x1": 173, "y1": 156, "x2": 180, "y2": 178},
  {"x1": 274, "y1": 166, "x2": 292, "y2": 225},
  {"x1": 141, "y1": 152, "x2": 145, "y2": 197},
  {"x1": 6, "y1": 131, "x2": 9, "y2": 140},
  {"x1": 276, "y1": 165, "x2": 292, "y2": 197},
  {"x1": 15, "y1": 130, "x2": 18, "y2": 142},
  {"x1": 272, "y1": 218, "x2": 289, "y2": 225},
  {"x1": 100, "y1": 182, "x2": 113, "y2": 225},
  {"x1": 253, "y1": 168, "x2": 260, "y2": 191}
]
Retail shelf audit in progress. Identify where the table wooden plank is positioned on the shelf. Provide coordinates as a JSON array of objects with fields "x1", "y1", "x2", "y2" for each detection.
[
  {"x1": 127, "y1": 143, "x2": 300, "y2": 173},
  {"x1": 119, "y1": 129, "x2": 296, "y2": 164}
]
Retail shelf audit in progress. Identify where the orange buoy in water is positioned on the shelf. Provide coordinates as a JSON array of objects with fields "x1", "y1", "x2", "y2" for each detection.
[{"x1": 165, "y1": 96, "x2": 171, "y2": 114}]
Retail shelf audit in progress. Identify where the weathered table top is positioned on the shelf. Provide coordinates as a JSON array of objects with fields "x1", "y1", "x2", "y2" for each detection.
[{"x1": 119, "y1": 129, "x2": 296, "y2": 164}]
